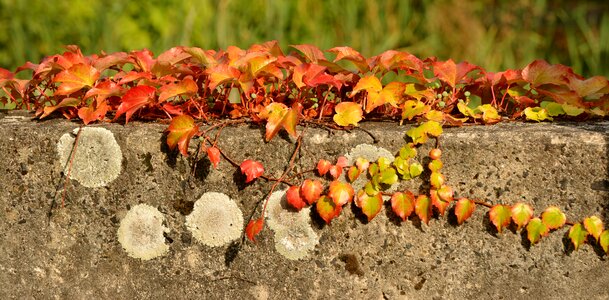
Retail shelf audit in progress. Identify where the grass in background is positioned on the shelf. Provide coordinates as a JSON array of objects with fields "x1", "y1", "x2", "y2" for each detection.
[{"x1": 0, "y1": 0, "x2": 607, "y2": 77}]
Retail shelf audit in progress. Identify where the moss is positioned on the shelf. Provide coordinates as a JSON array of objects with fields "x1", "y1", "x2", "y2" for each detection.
[
  {"x1": 56, "y1": 127, "x2": 122, "y2": 188},
  {"x1": 117, "y1": 204, "x2": 169, "y2": 261},
  {"x1": 265, "y1": 190, "x2": 319, "y2": 260},
  {"x1": 185, "y1": 192, "x2": 244, "y2": 247}
]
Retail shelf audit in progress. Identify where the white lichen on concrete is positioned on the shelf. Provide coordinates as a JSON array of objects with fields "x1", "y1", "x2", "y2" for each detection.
[
  {"x1": 342, "y1": 143, "x2": 397, "y2": 193},
  {"x1": 265, "y1": 190, "x2": 318, "y2": 260},
  {"x1": 185, "y1": 192, "x2": 244, "y2": 247},
  {"x1": 56, "y1": 127, "x2": 122, "y2": 188},
  {"x1": 117, "y1": 204, "x2": 169, "y2": 261}
]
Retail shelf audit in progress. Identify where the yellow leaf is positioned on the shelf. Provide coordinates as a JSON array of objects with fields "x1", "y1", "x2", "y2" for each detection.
[{"x1": 334, "y1": 102, "x2": 363, "y2": 127}]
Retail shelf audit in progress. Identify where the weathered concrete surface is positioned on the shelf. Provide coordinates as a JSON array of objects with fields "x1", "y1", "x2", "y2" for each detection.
[{"x1": 1, "y1": 110, "x2": 608, "y2": 299}]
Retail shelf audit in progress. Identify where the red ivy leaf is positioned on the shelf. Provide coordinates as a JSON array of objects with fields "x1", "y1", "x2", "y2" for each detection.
[
  {"x1": 522, "y1": 60, "x2": 572, "y2": 87},
  {"x1": 166, "y1": 115, "x2": 199, "y2": 156},
  {"x1": 327, "y1": 46, "x2": 368, "y2": 72},
  {"x1": 391, "y1": 191, "x2": 415, "y2": 221},
  {"x1": 53, "y1": 63, "x2": 100, "y2": 96},
  {"x1": 93, "y1": 52, "x2": 130, "y2": 72},
  {"x1": 286, "y1": 185, "x2": 306, "y2": 211},
  {"x1": 206, "y1": 146, "x2": 221, "y2": 168},
  {"x1": 78, "y1": 101, "x2": 109, "y2": 125},
  {"x1": 206, "y1": 64, "x2": 241, "y2": 90},
  {"x1": 433, "y1": 59, "x2": 479, "y2": 88},
  {"x1": 316, "y1": 159, "x2": 332, "y2": 176},
  {"x1": 328, "y1": 165, "x2": 342, "y2": 179},
  {"x1": 84, "y1": 80, "x2": 121, "y2": 101},
  {"x1": 158, "y1": 78, "x2": 198, "y2": 102},
  {"x1": 335, "y1": 156, "x2": 349, "y2": 168},
  {"x1": 39, "y1": 97, "x2": 80, "y2": 119},
  {"x1": 114, "y1": 85, "x2": 157, "y2": 124},
  {"x1": 290, "y1": 44, "x2": 327, "y2": 63},
  {"x1": 301, "y1": 179, "x2": 323, "y2": 205},
  {"x1": 240, "y1": 160, "x2": 264, "y2": 183},
  {"x1": 245, "y1": 218, "x2": 264, "y2": 243}
]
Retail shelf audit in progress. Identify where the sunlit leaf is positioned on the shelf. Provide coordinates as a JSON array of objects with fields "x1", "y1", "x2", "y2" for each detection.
[
  {"x1": 351, "y1": 75, "x2": 382, "y2": 98},
  {"x1": 316, "y1": 159, "x2": 332, "y2": 176},
  {"x1": 359, "y1": 192, "x2": 383, "y2": 221},
  {"x1": 526, "y1": 217, "x2": 548, "y2": 245},
  {"x1": 522, "y1": 60, "x2": 571, "y2": 87},
  {"x1": 240, "y1": 160, "x2": 264, "y2": 183},
  {"x1": 166, "y1": 115, "x2": 199, "y2": 156},
  {"x1": 328, "y1": 46, "x2": 368, "y2": 72},
  {"x1": 328, "y1": 181, "x2": 354, "y2": 206},
  {"x1": 290, "y1": 44, "x2": 327, "y2": 63},
  {"x1": 206, "y1": 64, "x2": 240, "y2": 90},
  {"x1": 329, "y1": 165, "x2": 342, "y2": 179},
  {"x1": 39, "y1": 97, "x2": 80, "y2": 119},
  {"x1": 53, "y1": 63, "x2": 100, "y2": 96},
  {"x1": 379, "y1": 168, "x2": 398, "y2": 185},
  {"x1": 401, "y1": 100, "x2": 429, "y2": 121},
  {"x1": 391, "y1": 191, "x2": 415, "y2": 221},
  {"x1": 541, "y1": 206, "x2": 566, "y2": 230},
  {"x1": 489, "y1": 204, "x2": 511, "y2": 233},
  {"x1": 245, "y1": 218, "x2": 264, "y2": 243},
  {"x1": 600, "y1": 230, "x2": 609, "y2": 254},
  {"x1": 158, "y1": 78, "x2": 198, "y2": 102},
  {"x1": 568, "y1": 223, "x2": 588, "y2": 251},
  {"x1": 454, "y1": 198, "x2": 475, "y2": 225},
  {"x1": 78, "y1": 101, "x2": 108, "y2": 125},
  {"x1": 206, "y1": 146, "x2": 221, "y2": 168},
  {"x1": 430, "y1": 172, "x2": 445, "y2": 189},
  {"x1": 430, "y1": 189, "x2": 450, "y2": 216},
  {"x1": 114, "y1": 85, "x2": 157, "y2": 124},
  {"x1": 511, "y1": 203, "x2": 534, "y2": 230},
  {"x1": 409, "y1": 162, "x2": 424, "y2": 178},
  {"x1": 415, "y1": 195, "x2": 432, "y2": 225},
  {"x1": 316, "y1": 195, "x2": 341, "y2": 224},
  {"x1": 301, "y1": 179, "x2": 323, "y2": 205},
  {"x1": 333, "y1": 102, "x2": 363, "y2": 127},
  {"x1": 286, "y1": 185, "x2": 306, "y2": 211},
  {"x1": 433, "y1": 59, "x2": 479, "y2": 88},
  {"x1": 583, "y1": 216, "x2": 604, "y2": 241},
  {"x1": 347, "y1": 166, "x2": 360, "y2": 182},
  {"x1": 524, "y1": 107, "x2": 553, "y2": 122}
]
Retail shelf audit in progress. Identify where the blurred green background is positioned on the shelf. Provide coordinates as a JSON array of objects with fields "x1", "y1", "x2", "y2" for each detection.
[{"x1": 1, "y1": 0, "x2": 608, "y2": 77}]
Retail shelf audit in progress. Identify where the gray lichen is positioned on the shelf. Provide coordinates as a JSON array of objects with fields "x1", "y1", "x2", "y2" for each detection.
[
  {"x1": 185, "y1": 192, "x2": 244, "y2": 247},
  {"x1": 56, "y1": 127, "x2": 122, "y2": 188},
  {"x1": 265, "y1": 190, "x2": 319, "y2": 260},
  {"x1": 117, "y1": 204, "x2": 169, "y2": 260}
]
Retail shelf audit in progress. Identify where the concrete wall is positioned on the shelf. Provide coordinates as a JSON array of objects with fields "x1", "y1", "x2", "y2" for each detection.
[{"x1": 1, "y1": 110, "x2": 608, "y2": 299}]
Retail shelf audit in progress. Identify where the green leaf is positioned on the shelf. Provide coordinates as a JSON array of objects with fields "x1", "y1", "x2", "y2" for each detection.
[
  {"x1": 526, "y1": 217, "x2": 548, "y2": 245},
  {"x1": 347, "y1": 166, "x2": 360, "y2": 182},
  {"x1": 364, "y1": 181, "x2": 380, "y2": 196},
  {"x1": 406, "y1": 121, "x2": 443, "y2": 145},
  {"x1": 583, "y1": 216, "x2": 604, "y2": 241},
  {"x1": 561, "y1": 103, "x2": 585, "y2": 116},
  {"x1": 409, "y1": 162, "x2": 424, "y2": 178},
  {"x1": 454, "y1": 198, "x2": 475, "y2": 225},
  {"x1": 540, "y1": 101, "x2": 565, "y2": 116},
  {"x1": 511, "y1": 203, "x2": 534, "y2": 230},
  {"x1": 541, "y1": 206, "x2": 566, "y2": 230},
  {"x1": 368, "y1": 163, "x2": 379, "y2": 177},
  {"x1": 379, "y1": 168, "x2": 398, "y2": 185},
  {"x1": 568, "y1": 223, "x2": 588, "y2": 251},
  {"x1": 359, "y1": 192, "x2": 384, "y2": 222},
  {"x1": 391, "y1": 191, "x2": 415, "y2": 221},
  {"x1": 399, "y1": 143, "x2": 417, "y2": 160},
  {"x1": 489, "y1": 204, "x2": 511, "y2": 233},
  {"x1": 600, "y1": 230, "x2": 609, "y2": 254}
]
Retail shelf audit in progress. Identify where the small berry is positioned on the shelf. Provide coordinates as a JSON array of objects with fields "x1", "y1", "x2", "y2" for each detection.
[{"x1": 429, "y1": 148, "x2": 442, "y2": 160}]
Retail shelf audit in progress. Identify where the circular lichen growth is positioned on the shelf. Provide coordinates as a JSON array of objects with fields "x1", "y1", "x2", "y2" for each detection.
[
  {"x1": 185, "y1": 192, "x2": 244, "y2": 247},
  {"x1": 265, "y1": 190, "x2": 319, "y2": 260},
  {"x1": 117, "y1": 204, "x2": 169, "y2": 261},
  {"x1": 57, "y1": 127, "x2": 122, "y2": 188},
  {"x1": 342, "y1": 143, "x2": 397, "y2": 193}
]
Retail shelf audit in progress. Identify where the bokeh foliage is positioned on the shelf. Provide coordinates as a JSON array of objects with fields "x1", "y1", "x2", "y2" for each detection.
[{"x1": 1, "y1": 0, "x2": 608, "y2": 76}]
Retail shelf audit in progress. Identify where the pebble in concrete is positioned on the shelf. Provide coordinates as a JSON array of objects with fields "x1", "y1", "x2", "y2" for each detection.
[
  {"x1": 185, "y1": 192, "x2": 244, "y2": 247},
  {"x1": 265, "y1": 190, "x2": 318, "y2": 260},
  {"x1": 56, "y1": 127, "x2": 122, "y2": 188},
  {"x1": 117, "y1": 204, "x2": 170, "y2": 260}
]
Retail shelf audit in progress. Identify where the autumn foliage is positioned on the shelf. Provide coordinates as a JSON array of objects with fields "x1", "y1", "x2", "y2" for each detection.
[{"x1": 5, "y1": 42, "x2": 609, "y2": 255}]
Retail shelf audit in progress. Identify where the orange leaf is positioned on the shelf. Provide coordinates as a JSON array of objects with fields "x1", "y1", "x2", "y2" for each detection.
[
  {"x1": 433, "y1": 59, "x2": 479, "y2": 88},
  {"x1": 327, "y1": 46, "x2": 368, "y2": 72},
  {"x1": 489, "y1": 204, "x2": 512, "y2": 233},
  {"x1": 333, "y1": 102, "x2": 363, "y2": 127},
  {"x1": 328, "y1": 165, "x2": 342, "y2": 179},
  {"x1": 206, "y1": 146, "x2": 221, "y2": 168},
  {"x1": 522, "y1": 60, "x2": 572, "y2": 87},
  {"x1": 347, "y1": 166, "x2": 360, "y2": 182},
  {"x1": 53, "y1": 63, "x2": 100, "y2": 96},
  {"x1": 290, "y1": 44, "x2": 327, "y2": 63},
  {"x1": 583, "y1": 216, "x2": 604, "y2": 241},
  {"x1": 430, "y1": 189, "x2": 450, "y2": 217},
  {"x1": 114, "y1": 85, "x2": 157, "y2": 124},
  {"x1": 391, "y1": 191, "x2": 415, "y2": 221},
  {"x1": 328, "y1": 181, "x2": 354, "y2": 206},
  {"x1": 351, "y1": 75, "x2": 382, "y2": 98},
  {"x1": 316, "y1": 159, "x2": 331, "y2": 176},
  {"x1": 206, "y1": 64, "x2": 240, "y2": 90},
  {"x1": 454, "y1": 198, "x2": 475, "y2": 225},
  {"x1": 158, "y1": 78, "x2": 198, "y2": 102},
  {"x1": 166, "y1": 115, "x2": 199, "y2": 156},
  {"x1": 240, "y1": 160, "x2": 264, "y2": 183},
  {"x1": 39, "y1": 97, "x2": 80, "y2": 119},
  {"x1": 245, "y1": 218, "x2": 264, "y2": 243},
  {"x1": 415, "y1": 195, "x2": 432, "y2": 225},
  {"x1": 286, "y1": 185, "x2": 306, "y2": 211},
  {"x1": 78, "y1": 101, "x2": 108, "y2": 125},
  {"x1": 301, "y1": 179, "x2": 323, "y2": 205}
]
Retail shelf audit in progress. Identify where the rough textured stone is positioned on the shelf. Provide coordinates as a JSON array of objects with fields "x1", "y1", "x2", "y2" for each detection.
[{"x1": 1, "y1": 110, "x2": 608, "y2": 299}]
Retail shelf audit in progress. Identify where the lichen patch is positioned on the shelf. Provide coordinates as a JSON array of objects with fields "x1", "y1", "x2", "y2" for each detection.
[
  {"x1": 185, "y1": 192, "x2": 244, "y2": 247},
  {"x1": 265, "y1": 190, "x2": 319, "y2": 260},
  {"x1": 57, "y1": 127, "x2": 122, "y2": 188},
  {"x1": 117, "y1": 204, "x2": 169, "y2": 260}
]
